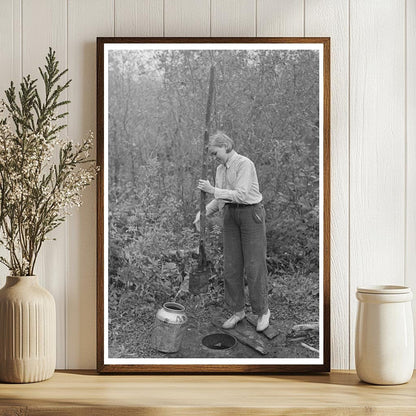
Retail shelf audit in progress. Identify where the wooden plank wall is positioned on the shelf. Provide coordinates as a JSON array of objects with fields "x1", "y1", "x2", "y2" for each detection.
[{"x1": 0, "y1": 0, "x2": 413, "y2": 370}]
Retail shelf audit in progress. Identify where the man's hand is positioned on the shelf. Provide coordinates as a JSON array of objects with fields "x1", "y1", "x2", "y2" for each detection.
[
  {"x1": 193, "y1": 211, "x2": 201, "y2": 232},
  {"x1": 197, "y1": 179, "x2": 214, "y2": 194}
]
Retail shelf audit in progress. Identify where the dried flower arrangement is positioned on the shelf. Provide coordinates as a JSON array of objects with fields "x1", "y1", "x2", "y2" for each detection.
[{"x1": 0, "y1": 48, "x2": 97, "y2": 276}]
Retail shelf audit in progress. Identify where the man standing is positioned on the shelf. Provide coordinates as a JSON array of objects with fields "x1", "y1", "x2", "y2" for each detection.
[{"x1": 194, "y1": 131, "x2": 270, "y2": 332}]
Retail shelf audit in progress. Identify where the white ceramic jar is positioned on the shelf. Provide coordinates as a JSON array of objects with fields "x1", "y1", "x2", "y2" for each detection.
[{"x1": 355, "y1": 285, "x2": 414, "y2": 385}]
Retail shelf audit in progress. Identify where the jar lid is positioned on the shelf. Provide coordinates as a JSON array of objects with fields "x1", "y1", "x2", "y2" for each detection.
[{"x1": 357, "y1": 285, "x2": 411, "y2": 294}]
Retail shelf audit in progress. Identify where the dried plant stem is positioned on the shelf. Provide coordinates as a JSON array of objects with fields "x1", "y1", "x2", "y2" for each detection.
[{"x1": 0, "y1": 48, "x2": 96, "y2": 276}]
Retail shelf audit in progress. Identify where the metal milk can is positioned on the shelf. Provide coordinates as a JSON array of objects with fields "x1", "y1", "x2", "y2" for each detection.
[
  {"x1": 355, "y1": 285, "x2": 414, "y2": 385},
  {"x1": 151, "y1": 302, "x2": 188, "y2": 353}
]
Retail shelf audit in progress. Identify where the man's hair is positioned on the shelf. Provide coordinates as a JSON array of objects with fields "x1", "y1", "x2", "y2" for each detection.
[{"x1": 209, "y1": 131, "x2": 234, "y2": 153}]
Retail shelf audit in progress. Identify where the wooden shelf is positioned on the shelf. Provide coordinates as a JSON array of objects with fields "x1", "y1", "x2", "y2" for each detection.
[{"x1": 1, "y1": 370, "x2": 415, "y2": 415}]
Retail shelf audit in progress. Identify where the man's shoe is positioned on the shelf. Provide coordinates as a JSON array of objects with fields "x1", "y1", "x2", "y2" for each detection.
[
  {"x1": 222, "y1": 311, "x2": 245, "y2": 329},
  {"x1": 256, "y1": 309, "x2": 270, "y2": 332}
]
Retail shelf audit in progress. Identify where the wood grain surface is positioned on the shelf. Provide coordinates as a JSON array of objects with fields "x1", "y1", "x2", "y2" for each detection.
[
  {"x1": 305, "y1": 0, "x2": 350, "y2": 371},
  {"x1": 349, "y1": 0, "x2": 406, "y2": 369},
  {"x1": 257, "y1": 0, "x2": 304, "y2": 37},
  {"x1": 115, "y1": 0, "x2": 163, "y2": 37},
  {"x1": 0, "y1": 0, "x2": 414, "y2": 371},
  {"x1": 22, "y1": 0, "x2": 68, "y2": 369},
  {"x1": 0, "y1": 371, "x2": 415, "y2": 415},
  {"x1": 211, "y1": 0, "x2": 256, "y2": 37},
  {"x1": 67, "y1": 0, "x2": 114, "y2": 369},
  {"x1": 406, "y1": 0, "x2": 416, "y2": 341},
  {"x1": 165, "y1": 0, "x2": 210, "y2": 37}
]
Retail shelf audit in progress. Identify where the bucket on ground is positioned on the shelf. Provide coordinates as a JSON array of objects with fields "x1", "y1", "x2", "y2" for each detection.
[{"x1": 151, "y1": 302, "x2": 188, "y2": 353}]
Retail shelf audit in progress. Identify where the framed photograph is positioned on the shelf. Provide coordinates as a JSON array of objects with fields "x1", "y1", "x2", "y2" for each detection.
[{"x1": 97, "y1": 37, "x2": 330, "y2": 373}]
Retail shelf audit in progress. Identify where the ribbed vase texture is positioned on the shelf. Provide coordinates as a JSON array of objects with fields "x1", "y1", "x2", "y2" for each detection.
[{"x1": 0, "y1": 276, "x2": 56, "y2": 383}]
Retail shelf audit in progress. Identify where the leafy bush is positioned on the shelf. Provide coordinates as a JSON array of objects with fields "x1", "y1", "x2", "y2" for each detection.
[{"x1": 108, "y1": 49, "x2": 320, "y2": 315}]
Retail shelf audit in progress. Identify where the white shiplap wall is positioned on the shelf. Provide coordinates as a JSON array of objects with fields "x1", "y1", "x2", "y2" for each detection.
[{"x1": 0, "y1": 0, "x2": 414, "y2": 370}]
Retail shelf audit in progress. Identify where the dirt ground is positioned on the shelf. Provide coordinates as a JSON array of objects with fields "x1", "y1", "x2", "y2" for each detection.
[
  {"x1": 161, "y1": 308, "x2": 319, "y2": 359},
  {"x1": 108, "y1": 288, "x2": 319, "y2": 359}
]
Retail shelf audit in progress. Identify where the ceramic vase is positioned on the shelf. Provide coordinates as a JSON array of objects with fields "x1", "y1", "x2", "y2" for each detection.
[
  {"x1": 0, "y1": 276, "x2": 56, "y2": 383},
  {"x1": 355, "y1": 285, "x2": 414, "y2": 385}
]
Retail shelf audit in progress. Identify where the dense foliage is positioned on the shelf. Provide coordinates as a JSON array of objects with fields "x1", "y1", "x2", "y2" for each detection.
[
  {"x1": 108, "y1": 49, "x2": 320, "y2": 335},
  {"x1": 0, "y1": 49, "x2": 96, "y2": 276}
]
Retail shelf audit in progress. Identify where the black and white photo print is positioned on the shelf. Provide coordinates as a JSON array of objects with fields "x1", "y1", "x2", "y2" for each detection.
[{"x1": 97, "y1": 38, "x2": 330, "y2": 373}]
